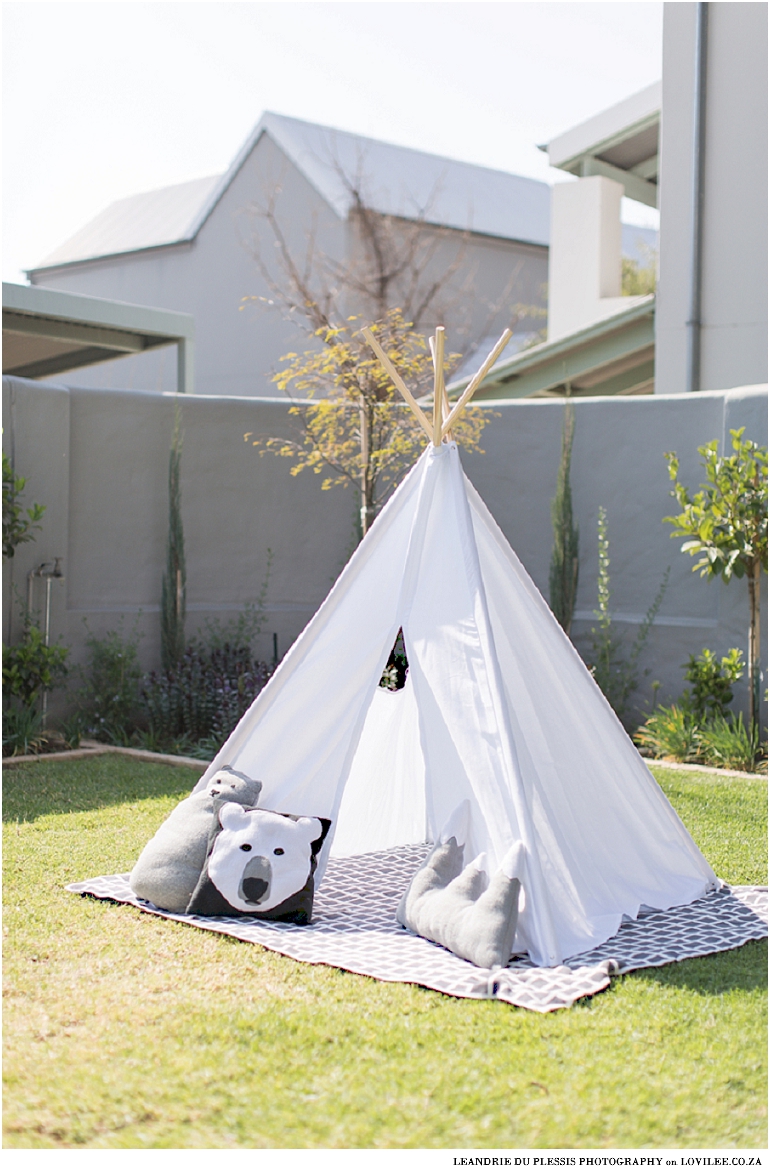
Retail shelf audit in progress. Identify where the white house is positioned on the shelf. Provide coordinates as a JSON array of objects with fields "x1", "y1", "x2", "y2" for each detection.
[{"x1": 26, "y1": 113, "x2": 552, "y2": 397}]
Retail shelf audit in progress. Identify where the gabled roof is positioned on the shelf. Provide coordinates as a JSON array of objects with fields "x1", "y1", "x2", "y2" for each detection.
[
  {"x1": 255, "y1": 113, "x2": 550, "y2": 244},
  {"x1": 30, "y1": 112, "x2": 550, "y2": 274}
]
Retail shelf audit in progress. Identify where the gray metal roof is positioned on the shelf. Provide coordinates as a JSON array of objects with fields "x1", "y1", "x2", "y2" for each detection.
[
  {"x1": 33, "y1": 175, "x2": 222, "y2": 270},
  {"x1": 30, "y1": 113, "x2": 550, "y2": 273},
  {"x1": 256, "y1": 113, "x2": 550, "y2": 244}
]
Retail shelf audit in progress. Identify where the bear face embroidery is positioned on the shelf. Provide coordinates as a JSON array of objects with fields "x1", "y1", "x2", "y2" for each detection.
[{"x1": 207, "y1": 803, "x2": 323, "y2": 913}]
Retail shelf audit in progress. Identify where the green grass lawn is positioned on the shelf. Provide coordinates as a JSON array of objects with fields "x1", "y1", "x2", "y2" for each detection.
[{"x1": 3, "y1": 757, "x2": 766, "y2": 1149}]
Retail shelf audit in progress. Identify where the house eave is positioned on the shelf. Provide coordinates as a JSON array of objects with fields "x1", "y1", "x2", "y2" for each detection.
[
  {"x1": 448, "y1": 296, "x2": 656, "y2": 401},
  {"x1": 26, "y1": 237, "x2": 195, "y2": 282}
]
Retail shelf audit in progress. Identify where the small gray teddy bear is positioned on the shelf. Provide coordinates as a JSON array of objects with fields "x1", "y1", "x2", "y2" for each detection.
[{"x1": 129, "y1": 766, "x2": 262, "y2": 913}]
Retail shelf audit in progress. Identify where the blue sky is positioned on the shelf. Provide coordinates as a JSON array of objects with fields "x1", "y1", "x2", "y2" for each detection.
[{"x1": 3, "y1": 1, "x2": 663, "y2": 282}]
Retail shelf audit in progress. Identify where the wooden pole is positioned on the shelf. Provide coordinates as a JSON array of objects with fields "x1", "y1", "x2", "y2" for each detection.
[
  {"x1": 361, "y1": 327, "x2": 433, "y2": 441},
  {"x1": 442, "y1": 328, "x2": 512, "y2": 438},
  {"x1": 432, "y1": 327, "x2": 445, "y2": 446},
  {"x1": 442, "y1": 380, "x2": 452, "y2": 441},
  {"x1": 430, "y1": 330, "x2": 452, "y2": 440}
]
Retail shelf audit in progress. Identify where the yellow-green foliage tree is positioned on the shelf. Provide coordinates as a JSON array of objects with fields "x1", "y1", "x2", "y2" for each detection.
[
  {"x1": 243, "y1": 171, "x2": 495, "y2": 534},
  {"x1": 247, "y1": 308, "x2": 486, "y2": 534}
]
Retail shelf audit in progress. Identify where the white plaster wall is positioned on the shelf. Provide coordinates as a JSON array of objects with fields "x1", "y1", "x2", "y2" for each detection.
[
  {"x1": 4, "y1": 375, "x2": 766, "y2": 728},
  {"x1": 656, "y1": 2, "x2": 768, "y2": 394},
  {"x1": 547, "y1": 177, "x2": 648, "y2": 342},
  {"x1": 2, "y1": 377, "x2": 357, "y2": 684},
  {"x1": 344, "y1": 213, "x2": 548, "y2": 354}
]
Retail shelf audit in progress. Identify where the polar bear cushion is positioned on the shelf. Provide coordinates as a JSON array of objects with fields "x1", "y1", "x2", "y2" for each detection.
[
  {"x1": 129, "y1": 767, "x2": 262, "y2": 913},
  {"x1": 186, "y1": 803, "x2": 331, "y2": 924},
  {"x1": 397, "y1": 828, "x2": 525, "y2": 970}
]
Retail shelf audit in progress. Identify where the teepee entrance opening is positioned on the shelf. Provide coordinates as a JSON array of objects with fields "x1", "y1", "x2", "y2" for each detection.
[{"x1": 379, "y1": 629, "x2": 409, "y2": 692}]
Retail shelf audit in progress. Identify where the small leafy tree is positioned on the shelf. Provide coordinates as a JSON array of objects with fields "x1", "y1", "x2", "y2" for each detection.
[
  {"x1": 2, "y1": 624, "x2": 68, "y2": 709},
  {"x1": 161, "y1": 407, "x2": 186, "y2": 671},
  {"x1": 549, "y1": 401, "x2": 579, "y2": 635},
  {"x1": 664, "y1": 428, "x2": 767, "y2": 726},
  {"x1": 248, "y1": 309, "x2": 486, "y2": 533},
  {"x1": 2, "y1": 452, "x2": 45, "y2": 560}
]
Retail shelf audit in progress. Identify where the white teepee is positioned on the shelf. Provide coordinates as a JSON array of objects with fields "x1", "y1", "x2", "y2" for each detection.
[{"x1": 194, "y1": 331, "x2": 716, "y2": 967}]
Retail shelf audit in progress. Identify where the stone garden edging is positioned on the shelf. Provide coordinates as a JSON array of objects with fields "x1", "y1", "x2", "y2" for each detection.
[
  {"x1": 2, "y1": 745, "x2": 765, "y2": 780},
  {"x1": 643, "y1": 757, "x2": 767, "y2": 781},
  {"x1": 2, "y1": 744, "x2": 207, "y2": 770}
]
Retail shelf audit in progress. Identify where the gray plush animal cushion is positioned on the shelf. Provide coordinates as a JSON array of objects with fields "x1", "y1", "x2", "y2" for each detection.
[
  {"x1": 129, "y1": 767, "x2": 262, "y2": 913},
  {"x1": 397, "y1": 804, "x2": 525, "y2": 970}
]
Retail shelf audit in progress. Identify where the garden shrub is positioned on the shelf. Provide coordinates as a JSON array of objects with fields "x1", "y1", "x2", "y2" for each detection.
[
  {"x1": 2, "y1": 703, "x2": 47, "y2": 757},
  {"x1": 69, "y1": 601, "x2": 273, "y2": 756},
  {"x1": 142, "y1": 640, "x2": 272, "y2": 750},
  {"x1": 698, "y1": 712, "x2": 765, "y2": 773},
  {"x1": 664, "y1": 428, "x2": 767, "y2": 726},
  {"x1": 635, "y1": 705, "x2": 702, "y2": 763},
  {"x1": 2, "y1": 624, "x2": 69, "y2": 757},
  {"x1": 681, "y1": 647, "x2": 744, "y2": 721},
  {"x1": 636, "y1": 706, "x2": 766, "y2": 773},
  {"x1": 634, "y1": 646, "x2": 766, "y2": 773},
  {"x1": 549, "y1": 402, "x2": 579, "y2": 636},
  {"x1": 2, "y1": 624, "x2": 69, "y2": 709},
  {"x1": 197, "y1": 601, "x2": 267, "y2": 656},
  {"x1": 76, "y1": 621, "x2": 144, "y2": 742}
]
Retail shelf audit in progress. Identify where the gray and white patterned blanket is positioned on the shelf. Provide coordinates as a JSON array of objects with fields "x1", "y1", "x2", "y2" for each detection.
[{"x1": 68, "y1": 844, "x2": 767, "y2": 1013}]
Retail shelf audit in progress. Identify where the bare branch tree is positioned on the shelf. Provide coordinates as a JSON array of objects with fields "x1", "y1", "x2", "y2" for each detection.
[{"x1": 240, "y1": 146, "x2": 539, "y2": 532}]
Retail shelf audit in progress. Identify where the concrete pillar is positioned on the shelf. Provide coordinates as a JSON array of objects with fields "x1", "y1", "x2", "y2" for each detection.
[
  {"x1": 655, "y1": 2, "x2": 768, "y2": 394},
  {"x1": 547, "y1": 176, "x2": 631, "y2": 342}
]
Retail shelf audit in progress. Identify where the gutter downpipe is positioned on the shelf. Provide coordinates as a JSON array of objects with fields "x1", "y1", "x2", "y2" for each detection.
[{"x1": 685, "y1": 2, "x2": 709, "y2": 393}]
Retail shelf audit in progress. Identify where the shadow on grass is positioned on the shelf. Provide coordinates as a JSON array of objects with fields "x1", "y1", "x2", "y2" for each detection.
[
  {"x1": 629, "y1": 938, "x2": 767, "y2": 996},
  {"x1": 2, "y1": 756, "x2": 203, "y2": 823}
]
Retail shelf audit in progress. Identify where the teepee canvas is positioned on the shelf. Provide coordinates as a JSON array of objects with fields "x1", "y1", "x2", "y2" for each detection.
[{"x1": 193, "y1": 331, "x2": 716, "y2": 968}]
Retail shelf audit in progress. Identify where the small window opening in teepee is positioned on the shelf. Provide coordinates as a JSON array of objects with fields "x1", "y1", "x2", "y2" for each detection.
[{"x1": 379, "y1": 628, "x2": 409, "y2": 691}]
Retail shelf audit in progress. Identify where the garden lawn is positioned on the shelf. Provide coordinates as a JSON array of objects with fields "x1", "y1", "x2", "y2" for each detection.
[{"x1": 3, "y1": 757, "x2": 766, "y2": 1149}]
